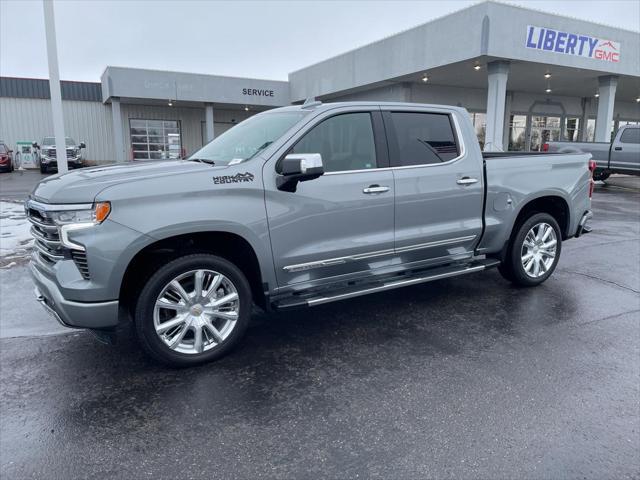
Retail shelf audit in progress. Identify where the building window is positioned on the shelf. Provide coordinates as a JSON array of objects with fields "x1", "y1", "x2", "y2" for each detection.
[
  {"x1": 529, "y1": 116, "x2": 561, "y2": 151},
  {"x1": 564, "y1": 118, "x2": 580, "y2": 141},
  {"x1": 585, "y1": 119, "x2": 596, "y2": 142},
  {"x1": 130, "y1": 119, "x2": 182, "y2": 160},
  {"x1": 508, "y1": 115, "x2": 527, "y2": 151},
  {"x1": 468, "y1": 112, "x2": 486, "y2": 150}
]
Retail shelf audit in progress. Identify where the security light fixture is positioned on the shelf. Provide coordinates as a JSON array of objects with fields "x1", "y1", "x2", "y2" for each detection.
[
  {"x1": 421, "y1": 73, "x2": 429, "y2": 83},
  {"x1": 473, "y1": 64, "x2": 481, "y2": 71},
  {"x1": 545, "y1": 88, "x2": 552, "y2": 93},
  {"x1": 636, "y1": 97, "x2": 640, "y2": 103},
  {"x1": 594, "y1": 93, "x2": 600, "y2": 98},
  {"x1": 168, "y1": 100, "x2": 173, "y2": 106},
  {"x1": 244, "y1": 106, "x2": 250, "y2": 111},
  {"x1": 544, "y1": 72, "x2": 552, "y2": 79}
]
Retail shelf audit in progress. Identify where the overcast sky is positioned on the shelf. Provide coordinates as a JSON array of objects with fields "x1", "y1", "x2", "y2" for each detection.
[{"x1": 1, "y1": 0, "x2": 639, "y2": 82}]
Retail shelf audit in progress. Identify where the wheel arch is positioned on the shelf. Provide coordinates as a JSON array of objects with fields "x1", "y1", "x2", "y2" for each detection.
[
  {"x1": 495, "y1": 194, "x2": 571, "y2": 263},
  {"x1": 119, "y1": 230, "x2": 270, "y2": 317}
]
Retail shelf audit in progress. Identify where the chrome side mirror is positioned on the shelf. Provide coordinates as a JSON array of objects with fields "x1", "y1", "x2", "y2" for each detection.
[{"x1": 277, "y1": 153, "x2": 324, "y2": 192}]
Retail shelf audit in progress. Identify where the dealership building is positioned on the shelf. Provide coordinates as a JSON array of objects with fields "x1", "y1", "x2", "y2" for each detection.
[{"x1": 1, "y1": 1, "x2": 639, "y2": 163}]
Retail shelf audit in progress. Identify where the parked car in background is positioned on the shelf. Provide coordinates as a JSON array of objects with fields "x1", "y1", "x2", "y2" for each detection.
[
  {"x1": 34, "y1": 137, "x2": 86, "y2": 173},
  {"x1": 545, "y1": 125, "x2": 640, "y2": 181},
  {"x1": 26, "y1": 102, "x2": 594, "y2": 367},
  {"x1": 0, "y1": 142, "x2": 14, "y2": 172}
]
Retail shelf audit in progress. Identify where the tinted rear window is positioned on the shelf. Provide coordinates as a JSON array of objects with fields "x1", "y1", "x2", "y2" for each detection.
[
  {"x1": 620, "y1": 127, "x2": 640, "y2": 144},
  {"x1": 388, "y1": 112, "x2": 459, "y2": 166}
]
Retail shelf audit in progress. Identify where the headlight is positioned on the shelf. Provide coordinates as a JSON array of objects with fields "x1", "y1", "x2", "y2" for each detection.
[
  {"x1": 50, "y1": 202, "x2": 110, "y2": 226},
  {"x1": 52, "y1": 202, "x2": 111, "y2": 250}
]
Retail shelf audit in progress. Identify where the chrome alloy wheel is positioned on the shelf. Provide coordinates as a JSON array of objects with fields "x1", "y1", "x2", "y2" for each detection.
[
  {"x1": 521, "y1": 222, "x2": 557, "y2": 278},
  {"x1": 153, "y1": 269, "x2": 240, "y2": 354}
]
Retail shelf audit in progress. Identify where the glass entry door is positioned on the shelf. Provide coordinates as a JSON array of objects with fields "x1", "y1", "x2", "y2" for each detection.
[{"x1": 529, "y1": 116, "x2": 561, "y2": 151}]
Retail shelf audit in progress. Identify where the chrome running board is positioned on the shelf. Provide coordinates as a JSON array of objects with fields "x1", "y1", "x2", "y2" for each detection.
[{"x1": 273, "y1": 258, "x2": 500, "y2": 310}]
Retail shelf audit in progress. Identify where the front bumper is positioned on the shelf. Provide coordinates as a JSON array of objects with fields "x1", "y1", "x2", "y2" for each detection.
[
  {"x1": 41, "y1": 159, "x2": 84, "y2": 169},
  {"x1": 30, "y1": 261, "x2": 119, "y2": 329}
]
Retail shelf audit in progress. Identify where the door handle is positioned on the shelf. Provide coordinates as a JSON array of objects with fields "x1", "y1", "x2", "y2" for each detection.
[
  {"x1": 614, "y1": 146, "x2": 622, "y2": 151},
  {"x1": 456, "y1": 177, "x2": 478, "y2": 186},
  {"x1": 363, "y1": 185, "x2": 390, "y2": 194}
]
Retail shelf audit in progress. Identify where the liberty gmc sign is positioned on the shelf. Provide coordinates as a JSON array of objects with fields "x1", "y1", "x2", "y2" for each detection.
[{"x1": 526, "y1": 25, "x2": 620, "y2": 63}]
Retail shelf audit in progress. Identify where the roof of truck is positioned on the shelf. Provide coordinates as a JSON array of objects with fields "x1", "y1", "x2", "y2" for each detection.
[{"x1": 271, "y1": 101, "x2": 469, "y2": 115}]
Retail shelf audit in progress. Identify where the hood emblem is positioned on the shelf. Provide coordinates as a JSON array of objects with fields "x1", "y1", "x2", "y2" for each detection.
[{"x1": 213, "y1": 172, "x2": 255, "y2": 185}]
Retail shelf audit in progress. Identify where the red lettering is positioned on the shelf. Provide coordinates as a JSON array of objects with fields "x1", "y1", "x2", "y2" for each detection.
[{"x1": 594, "y1": 49, "x2": 618, "y2": 62}]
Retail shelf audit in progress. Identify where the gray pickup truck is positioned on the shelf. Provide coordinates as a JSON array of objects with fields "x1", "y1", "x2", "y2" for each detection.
[
  {"x1": 546, "y1": 124, "x2": 640, "y2": 181},
  {"x1": 26, "y1": 102, "x2": 594, "y2": 366}
]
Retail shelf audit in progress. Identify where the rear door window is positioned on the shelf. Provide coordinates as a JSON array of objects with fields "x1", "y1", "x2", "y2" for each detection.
[
  {"x1": 387, "y1": 112, "x2": 460, "y2": 166},
  {"x1": 620, "y1": 127, "x2": 640, "y2": 144}
]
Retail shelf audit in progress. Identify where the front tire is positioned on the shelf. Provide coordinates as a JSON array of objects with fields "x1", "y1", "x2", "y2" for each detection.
[
  {"x1": 134, "y1": 254, "x2": 252, "y2": 367},
  {"x1": 499, "y1": 213, "x2": 562, "y2": 287},
  {"x1": 40, "y1": 164, "x2": 48, "y2": 174}
]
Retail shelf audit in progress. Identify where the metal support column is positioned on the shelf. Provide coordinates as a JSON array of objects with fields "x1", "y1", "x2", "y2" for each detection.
[
  {"x1": 43, "y1": 0, "x2": 68, "y2": 174},
  {"x1": 484, "y1": 61, "x2": 510, "y2": 152},
  {"x1": 111, "y1": 97, "x2": 125, "y2": 162},
  {"x1": 595, "y1": 75, "x2": 618, "y2": 143},
  {"x1": 205, "y1": 104, "x2": 215, "y2": 143}
]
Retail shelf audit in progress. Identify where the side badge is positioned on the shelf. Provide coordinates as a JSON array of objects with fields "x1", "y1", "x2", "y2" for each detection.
[{"x1": 213, "y1": 172, "x2": 255, "y2": 185}]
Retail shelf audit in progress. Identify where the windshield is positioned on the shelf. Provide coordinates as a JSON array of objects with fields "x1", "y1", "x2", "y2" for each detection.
[
  {"x1": 42, "y1": 137, "x2": 76, "y2": 146},
  {"x1": 189, "y1": 111, "x2": 308, "y2": 165}
]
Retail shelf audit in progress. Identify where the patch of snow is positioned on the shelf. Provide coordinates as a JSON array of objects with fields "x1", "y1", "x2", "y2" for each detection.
[{"x1": 0, "y1": 201, "x2": 33, "y2": 261}]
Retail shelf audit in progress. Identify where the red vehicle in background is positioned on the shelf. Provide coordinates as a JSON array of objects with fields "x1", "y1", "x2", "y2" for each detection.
[{"x1": 0, "y1": 142, "x2": 14, "y2": 172}]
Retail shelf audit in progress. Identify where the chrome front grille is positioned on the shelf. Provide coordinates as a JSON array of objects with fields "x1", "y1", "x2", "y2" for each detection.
[
  {"x1": 26, "y1": 202, "x2": 90, "y2": 279},
  {"x1": 27, "y1": 208, "x2": 64, "y2": 264}
]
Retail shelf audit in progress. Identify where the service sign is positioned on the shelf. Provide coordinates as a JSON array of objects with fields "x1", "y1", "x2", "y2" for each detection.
[{"x1": 526, "y1": 25, "x2": 620, "y2": 63}]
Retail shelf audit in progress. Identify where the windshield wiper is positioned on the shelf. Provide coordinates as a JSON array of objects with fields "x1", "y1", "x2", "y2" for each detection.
[{"x1": 188, "y1": 158, "x2": 215, "y2": 165}]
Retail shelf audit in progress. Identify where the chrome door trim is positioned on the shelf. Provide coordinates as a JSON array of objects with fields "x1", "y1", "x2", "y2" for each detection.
[
  {"x1": 395, "y1": 235, "x2": 477, "y2": 254},
  {"x1": 282, "y1": 235, "x2": 476, "y2": 272},
  {"x1": 283, "y1": 248, "x2": 395, "y2": 273}
]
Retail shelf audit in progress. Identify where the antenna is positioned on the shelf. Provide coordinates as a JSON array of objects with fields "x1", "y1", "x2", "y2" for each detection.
[{"x1": 301, "y1": 97, "x2": 322, "y2": 109}]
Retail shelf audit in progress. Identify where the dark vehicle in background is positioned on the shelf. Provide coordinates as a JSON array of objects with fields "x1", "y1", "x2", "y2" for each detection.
[
  {"x1": 545, "y1": 125, "x2": 640, "y2": 181},
  {"x1": 0, "y1": 142, "x2": 14, "y2": 172},
  {"x1": 34, "y1": 137, "x2": 86, "y2": 173}
]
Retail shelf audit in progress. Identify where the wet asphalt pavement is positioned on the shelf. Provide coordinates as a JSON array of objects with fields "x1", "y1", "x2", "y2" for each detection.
[{"x1": 1, "y1": 176, "x2": 639, "y2": 479}]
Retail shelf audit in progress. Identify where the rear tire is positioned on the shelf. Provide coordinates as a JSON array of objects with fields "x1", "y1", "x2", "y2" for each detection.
[
  {"x1": 40, "y1": 164, "x2": 48, "y2": 174},
  {"x1": 134, "y1": 254, "x2": 252, "y2": 367},
  {"x1": 498, "y1": 212, "x2": 562, "y2": 287},
  {"x1": 593, "y1": 170, "x2": 610, "y2": 181}
]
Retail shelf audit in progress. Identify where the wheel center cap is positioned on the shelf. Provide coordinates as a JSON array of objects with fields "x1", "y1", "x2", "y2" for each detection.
[{"x1": 190, "y1": 304, "x2": 204, "y2": 316}]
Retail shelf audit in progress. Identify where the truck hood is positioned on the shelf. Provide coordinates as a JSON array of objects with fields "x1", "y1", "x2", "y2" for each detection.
[{"x1": 31, "y1": 160, "x2": 228, "y2": 204}]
